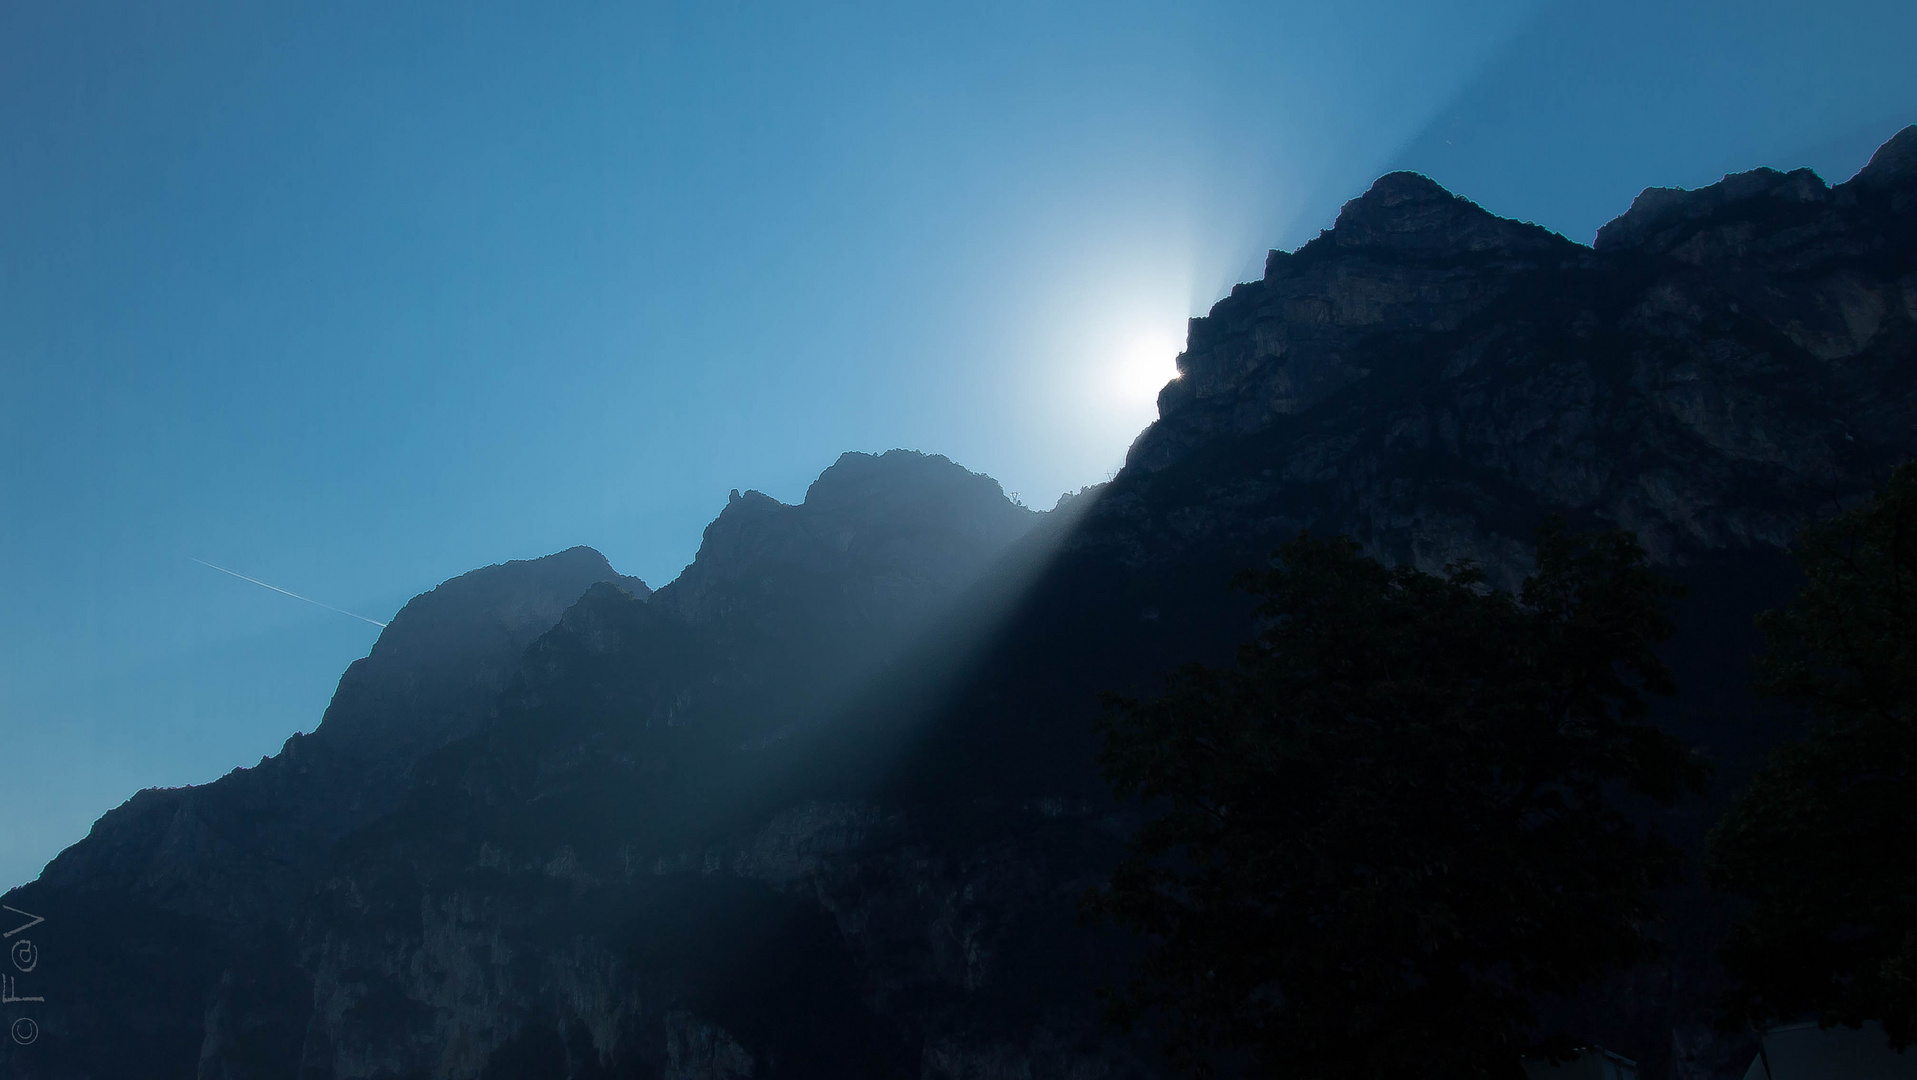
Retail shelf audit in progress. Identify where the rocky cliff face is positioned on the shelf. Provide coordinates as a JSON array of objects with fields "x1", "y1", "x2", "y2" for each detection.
[
  {"x1": 3, "y1": 548, "x2": 647, "y2": 1080},
  {"x1": 34, "y1": 547, "x2": 646, "y2": 922},
  {"x1": 0, "y1": 452, "x2": 1046, "y2": 1080},
  {"x1": 315, "y1": 546, "x2": 651, "y2": 767},
  {"x1": 273, "y1": 452, "x2": 1066, "y2": 1080},
  {"x1": 654, "y1": 449, "x2": 1037, "y2": 628},
  {"x1": 4, "y1": 129, "x2": 1913, "y2": 1080},
  {"x1": 1126, "y1": 127, "x2": 1916, "y2": 584}
]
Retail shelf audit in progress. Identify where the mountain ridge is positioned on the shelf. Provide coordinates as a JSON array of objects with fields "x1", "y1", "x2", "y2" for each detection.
[
  {"x1": 5, "y1": 126, "x2": 1915, "y2": 1080},
  {"x1": 1125, "y1": 125, "x2": 1916, "y2": 591}
]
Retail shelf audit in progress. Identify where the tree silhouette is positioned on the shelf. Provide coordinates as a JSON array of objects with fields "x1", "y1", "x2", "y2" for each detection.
[
  {"x1": 1708, "y1": 462, "x2": 1917, "y2": 1049},
  {"x1": 1086, "y1": 524, "x2": 1708, "y2": 1078}
]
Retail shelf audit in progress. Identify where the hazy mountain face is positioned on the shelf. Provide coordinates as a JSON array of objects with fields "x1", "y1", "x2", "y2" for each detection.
[
  {"x1": 0, "y1": 547, "x2": 649, "y2": 1080},
  {"x1": 1, "y1": 450, "x2": 1044, "y2": 1080},
  {"x1": 30, "y1": 547, "x2": 644, "y2": 920},
  {"x1": 3, "y1": 129, "x2": 1914, "y2": 1080},
  {"x1": 1125, "y1": 127, "x2": 1917, "y2": 584}
]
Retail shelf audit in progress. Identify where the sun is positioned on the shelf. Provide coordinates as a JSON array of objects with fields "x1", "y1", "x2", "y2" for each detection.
[{"x1": 1112, "y1": 333, "x2": 1184, "y2": 403}]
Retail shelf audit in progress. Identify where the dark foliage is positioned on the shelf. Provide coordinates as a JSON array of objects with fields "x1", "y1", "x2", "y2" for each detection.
[
  {"x1": 1708, "y1": 462, "x2": 1917, "y2": 1048},
  {"x1": 1085, "y1": 525, "x2": 1709, "y2": 1078}
]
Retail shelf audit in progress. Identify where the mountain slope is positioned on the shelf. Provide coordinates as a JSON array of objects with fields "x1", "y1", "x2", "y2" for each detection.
[
  {"x1": 4, "y1": 127, "x2": 1913, "y2": 1080},
  {"x1": 275, "y1": 128, "x2": 1913, "y2": 1080},
  {"x1": 1, "y1": 452, "x2": 1043, "y2": 1080},
  {"x1": 1127, "y1": 130, "x2": 1916, "y2": 580},
  {"x1": 3, "y1": 547, "x2": 648, "y2": 1079}
]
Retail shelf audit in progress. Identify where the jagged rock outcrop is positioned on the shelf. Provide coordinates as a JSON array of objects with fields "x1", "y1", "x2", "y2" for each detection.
[
  {"x1": 276, "y1": 452, "x2": 1068, "y2": 1080},
  {"x1": 655, "y1": 449, "x2": 1037, "y2": 628},
  {"x1": 1, "y1": 453, "x2": 1048, "y2": 1080},
  {"x1": 1126, "y1": 126, "x2": 1916, "y2": 585},
  {"x1": 34, "y1": 547, "x2": 646, "y2": 922},
  {"x1": 315, "y1": 546, "x2": 650, "y2": 767},
  {"x1": 944, "y1": 126, "x2": 1916, "y2": 1079},
  {"x1": 3, "y1": 548, "x2": 647, "y2": 1079},
  {"x1": 5, "y1": 128, "x2": 1914, "y2": 1080},
  {"x1": 639, "y1": 450, "x2": 1040, "y2": 732},
  {"x1": 268, "y1": 122, "x2": 1917, "y2": 1076}
]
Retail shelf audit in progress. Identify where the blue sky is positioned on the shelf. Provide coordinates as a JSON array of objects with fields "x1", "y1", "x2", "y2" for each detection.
[{"x1": 2, "y1": 0, "x2": 1912, "y2": 888}]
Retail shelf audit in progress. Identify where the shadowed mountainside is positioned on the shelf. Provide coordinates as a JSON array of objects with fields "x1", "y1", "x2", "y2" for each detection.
[
  {"x1": 35, "y1": 546, "x2": 648, "y2": 925},
  {"x1": 3, "y1": 127, "x2": 1914, "y2": 1080}
]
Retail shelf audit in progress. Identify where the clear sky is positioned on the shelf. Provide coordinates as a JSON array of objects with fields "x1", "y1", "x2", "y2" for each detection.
[{"x1": 2, "y1": 0, "x2": 1913, "y2": 888}]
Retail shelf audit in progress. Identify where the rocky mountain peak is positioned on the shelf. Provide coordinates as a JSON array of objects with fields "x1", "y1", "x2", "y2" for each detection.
[
  {"x1": 1312, "y1": 170, "x2": 1564, "y2": 256},
  {"x1": 1850, "y1": 123, "x2": 1917, "y2": 189},
  {"x1": 1594, "y1": 126, "x2": 1917, "y2": 258},
  {"x1": 359, "y1": 546, "x2": 646, "y2": 672},
  {"x1": 651, "y1": 450, "x2": 1038, "y2": 628},
  {"x1": 801, "y1": 448, "x2": 1019, "y2": 518},
  {"x1": 1145, "y1": 176, "x2": 1582, "y2": 470},
  {"x1": 12, "y1": 126, "x2": 1916, "y2": 1080},
  {"x1": 29, "y1": 544, "x2": 649, "y2": 932},
  {"x1": 1593, "y1": 166, "x2": 1831, "y2": 253},
  {"x1": 314, "y1": 544, "x2": 648, "y2": 759},
  {"x1": 1128, "y1": 123, "x2": 1916, "y2": 585}
]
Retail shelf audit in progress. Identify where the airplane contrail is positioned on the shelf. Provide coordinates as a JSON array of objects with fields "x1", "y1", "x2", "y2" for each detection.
[{"x1": 192, "y1": 558, "x2": 389, "y2": 628}]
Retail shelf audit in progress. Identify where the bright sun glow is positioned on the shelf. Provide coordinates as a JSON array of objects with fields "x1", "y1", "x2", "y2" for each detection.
[{"x1": 1113, "y1": 333, "x2": 1184, "y2": 402}]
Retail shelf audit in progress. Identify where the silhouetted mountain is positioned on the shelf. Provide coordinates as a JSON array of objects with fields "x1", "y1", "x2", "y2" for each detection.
[
  {"x1": 316, "y1": 545, "x2": 651, "y2": 767},
  {"x1": 36, "y1": 547, "x2": 645, "y2": 920},
  {"x1": 4, "y1": 127, "x2": 1913, "y2": 1080},
  {"x1": 1127, "y1": 127, "x2": 1916, "y2": 580},
  {"x1": 8, "y1": 547, "x2": 645, "y2": 1078},
  {"x1": 655, "y1": 449, "x2": 1037, "y2": 627},
  {"x1": 1, "y1": 452, "x2": 1042, "y2": 1080}
]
